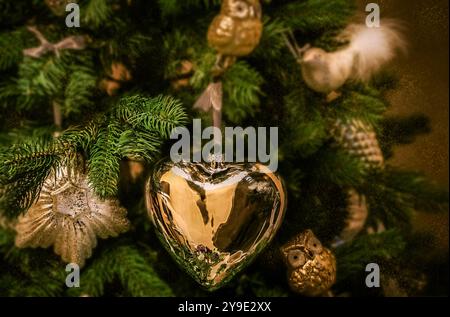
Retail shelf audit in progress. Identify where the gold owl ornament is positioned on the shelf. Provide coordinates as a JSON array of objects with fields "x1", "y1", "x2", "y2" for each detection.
[
  {"x1": 208, "y1": 0, "x2": 263, "y2": 75},
  {"x1": 194, "y1": 0, "x2": 263, "y2": 126},
  {"x1": 281, "y1": 230, "x2": 337, "y2": 296}
]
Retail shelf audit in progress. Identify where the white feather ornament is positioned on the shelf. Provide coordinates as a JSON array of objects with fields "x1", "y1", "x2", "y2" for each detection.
[{"x1": 287, "y1": 20, "x2": 407, "y2": 94}]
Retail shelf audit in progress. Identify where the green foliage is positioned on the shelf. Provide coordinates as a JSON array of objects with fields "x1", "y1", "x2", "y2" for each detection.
[
  {"x1": 253, "y1": 18, "x2": 289, "y2": 60},
  {"x1": 69, "y1": 243, "x2": 174, "y2": 297},
  {"x1": 335, "y1": 230, "x2": 406, "y2": 285},
  {"x1": 158, "y1": 0, "x2": 220, "y2": 17},
  {"x1": 222, "y1": 62, "x2": 264, "y2": 123},
  {"x1": 0, "y1": 29, "x2": 30, "y2": 70},
  {"x1": 233, "y1": 272, "x2": 290, "y2": 297},
  {"x1": 116, "y1": 95, "x2": 187, "y2": 139},
  {"x1": 82, "y1": 0, "x2": 114, "y2": 29},
  {"x1": 328, "y1": 88, "x2": 387, "y2": 128},
  {"x1": 88, "y1": 122, "x2": 122, "y2": 197},
  {"x1": 82, "y1": 94, "x2": 186, "y2": 198},
  {"x1": 363, "y1": 168, "x2": 449, "y2": 229},
  {"x1": 0, "y1": 94, "x2": 187, "y2": 208},
  {"x1": 13, "y1": 52, "x2": 97, "y2": 114},
  {"x1": 64, "y1": 70, "x2": 97, "y2": 116},
  {"x1": 282, "y1": 88, "x2": 328, "y2": 157},
  {"x1": 0, "y1": 227, "x2": 67, "y2": 297},
  {"x1": 275, "y1": 0, "x2": 356, "y2": 34},
  {"x1": 0, "y1": 0, "x2": 447, "y2": 298},
  {"x1": 0, "y1": 137, "x2": 69, "y2": 215}
]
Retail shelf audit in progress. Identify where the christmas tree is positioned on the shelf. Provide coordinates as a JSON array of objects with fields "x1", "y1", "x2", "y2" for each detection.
[{"x1": 0, "y1": 0, "x2": 448, "y2": 297}]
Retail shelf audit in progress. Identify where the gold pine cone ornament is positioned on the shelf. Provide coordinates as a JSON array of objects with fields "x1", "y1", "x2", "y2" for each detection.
[
  {"x1": 281, "y1": 230, "x2": 337, "y2": 296},
  {"x1": 15, "y1": 164, "x2": 130, "y2": 267},
  {"x1": 330, "y1": 118, "x2": 385, "y2": 170}
]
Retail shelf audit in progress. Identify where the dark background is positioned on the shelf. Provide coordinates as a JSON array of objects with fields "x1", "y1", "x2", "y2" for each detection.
[{"x1": 357, "y1": 0, "x2": 449, "y2": 274}]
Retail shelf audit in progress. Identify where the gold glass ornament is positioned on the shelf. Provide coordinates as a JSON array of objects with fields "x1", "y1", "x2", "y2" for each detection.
[
  {"x1": 208, "y1": 0, "x2": 263, "y2": 71},
  {"x1": 195, "y1": 1, "x2": 263, "y2": 125},
  {"x1": 100, "y1": 62, "x2": 132, "y2": 96},
  {"x1": 146, "y1": 159, "x2": 286, "y2": 290},
  {"x1": 45, "y1": 0, "x2": 78, "y2": 16},
  {"x1": 15, "y1": 164, "x2": 130, "y2": 267},
  {"x1": 281, "y1": 230, "x2": 336, "y2": 296},
  {"x1": 330, "y1": 118, "x2": 385, "y2": 170}
]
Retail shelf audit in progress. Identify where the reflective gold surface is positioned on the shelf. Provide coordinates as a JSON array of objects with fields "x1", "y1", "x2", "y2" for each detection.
[
  {"x1": 281, "y1": 230, "x2": 336, "y2": 296},
  {"x1": 146, "y1": 160, "x2": 286, "y2": 290},
  {"x1": 207, "y1": 0, "x2": 263, "y2": 57}
]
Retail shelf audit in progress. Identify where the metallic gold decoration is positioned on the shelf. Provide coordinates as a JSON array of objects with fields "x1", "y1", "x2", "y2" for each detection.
[
  {"x1": 170, "y1": 60, "x2": 194, "y2": 91},
  {"x1": 45, "y1": 0, "x2": 78, "y2": 16},
  {"x1": 330, "y1": 118, "x2": 385, "y2": 170},
  {"x1": 281, "y1": 230, "x2": 336, "y2": 296},
  {"x1": 332, "y1": 188, "x2": 369, "y2": 248},
  {"x1": 195, "y1": 1, "x2": 263, "y2": 128},
  {"x1": 207, "y1": 0, "x2": 263, "y2": 72},
  {"x1": 100, "y1": 62, "x2": 132, "y2": 96},
  {"x1": 328, "y1": 119, "x2": 384, "y2": 245},
  {"x1": 15, "y1": 164, "x2": 130, "y2": 267},
  {"x1": 146, "y1": 160, "x2": 286, "y2": 290}
]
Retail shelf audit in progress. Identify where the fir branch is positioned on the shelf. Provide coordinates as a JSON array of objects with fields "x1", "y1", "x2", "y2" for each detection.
[
  {"x1": 253, "y1": 18, "x2": 288, "y2": 60},
  {"x1": 158, "y1": 0, "x2": 220, "y2": 17},
  {"x1": 235, "y1": 271, "x2": 290, "y2": 297},
  {"x1": 1, "y1": 238, "x2": 66, "y2": 296},
  {"x1": 282, "y1": 88, "x2": 328, "y2": 157},
  {"x1": 87, "y1": 122, "x2": 122, "y2": 198},
  {"x1": 0, "y1": 138, "x2": 74, "y2": 215},
  {"x1": 117, "y1": 129, "x2": 163, "y2": 162},
  {"x1": 0, "y1": 121, "x2": 55, "y2": 145},
  {"x1": 327, "y1": 90, "x2": 387, "y2": 128},
  {"x1": 15, "y1": 56, "x2": 66, "y2": 110},
  {"x1": 63, "y1": 70, "x2": 97, "y2": 116},
  {"x1": 275, "y1": 0, "x2": 356, "y2": 34},
  {"x1": 310, "y1": 148, "x2": 368, "y2": 188},
  {"x1": 0, "y1": 29, "x2": 30, "y2": 70},
  {"x1": 116, "y1": 95, "x2": 188, "y2": 139},
  {"x1": 335, "y1": 230, "x2": 406, "y2": 285},
  {"x1": 0, "y1": 79, "x2": 20, "y2": 110},
  {"x1": 59, "y1": 118, "x2": 102, "y2": 151},
  {"x1": 122, "y1": 33, "x2": 155, "y2": 61},
  {"x1": 223, "y1": 62, "x2": 264, "y2": 123},
  {"x1": 82, "y1": 0, "x2": 113, "y2": 29},
  {"x1": 69, "y1": 243, "x2": 174, "y2": 297},
  {"x1": 363, "y1": 168, "x2": 448, "y2": 229},
  {"x1": 191, "y1": 58, "x2": 264, "y2": 124}
]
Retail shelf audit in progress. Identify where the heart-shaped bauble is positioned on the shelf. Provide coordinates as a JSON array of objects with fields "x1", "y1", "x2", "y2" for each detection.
[{"x1": 146, "y1": 160, "x2": 286, "y2": 290}]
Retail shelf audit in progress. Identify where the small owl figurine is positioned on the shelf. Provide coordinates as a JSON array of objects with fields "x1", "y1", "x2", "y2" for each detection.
[
  {"x1": 207, "y1": 0, "x2": 263, "y2": 72},
  {"x1": 281, "y1": 230, "x2": 337, "y2": 296}
]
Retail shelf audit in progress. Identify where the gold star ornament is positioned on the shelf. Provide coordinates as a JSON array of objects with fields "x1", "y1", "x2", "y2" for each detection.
[{"x1": 15, "y1": 164, "x2": 130, "y2": 267}]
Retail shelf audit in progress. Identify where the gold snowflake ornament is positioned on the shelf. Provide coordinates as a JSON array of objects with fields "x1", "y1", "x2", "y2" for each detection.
[{"x1": 15, "y1": 165, "x2": 130, "y2": 267}]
